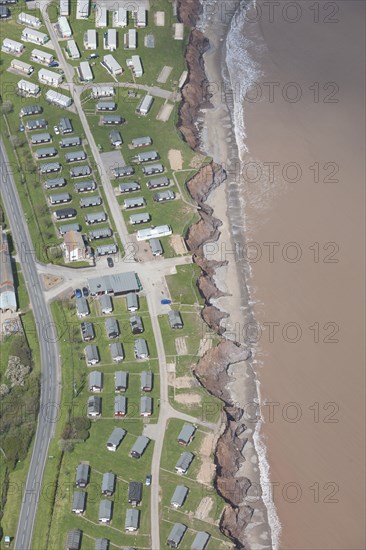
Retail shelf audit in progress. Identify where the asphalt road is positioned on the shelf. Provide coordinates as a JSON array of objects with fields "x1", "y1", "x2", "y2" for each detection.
[{"x1": 0, "y1": 139, "x2": 61, "y2": 550}]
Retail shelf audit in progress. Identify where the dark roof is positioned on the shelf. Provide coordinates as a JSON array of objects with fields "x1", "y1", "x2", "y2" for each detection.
[
  {"x1": 66, "y1": 529, "x2": 82, "y2": 550},
  {"x1": 76, "y1": 463, "x2": 90, "y2": 485},
  {"x1": 128, "y1": 481, "x2": 142, "y2": 503},
  {"x1": 94, "y1": 539, "x2": 109, "y2": 550},
  {"x1": 190, "y1": 531, "x2": 210, "y2": 550},
  {"x1": 167, "y1": 523, "x2": 187, "y2": 547},
  {"x1": 72, "y1": 491, "x2": 86, "y2": 511}
]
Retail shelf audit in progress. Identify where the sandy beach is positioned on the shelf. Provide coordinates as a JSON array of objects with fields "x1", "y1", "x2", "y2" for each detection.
[{"x1": 198, "y1": 1, "x2": 365, "y2": 548}]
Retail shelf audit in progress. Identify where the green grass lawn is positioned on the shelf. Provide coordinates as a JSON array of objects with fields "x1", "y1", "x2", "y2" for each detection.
[{"x1": 166, "y1": 264, "x2": 204, "y2": 306}]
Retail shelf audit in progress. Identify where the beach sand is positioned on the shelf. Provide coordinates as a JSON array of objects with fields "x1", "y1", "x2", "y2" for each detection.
[{"x1": 199, "y1": 0, "x2": 365, "y2": 548}]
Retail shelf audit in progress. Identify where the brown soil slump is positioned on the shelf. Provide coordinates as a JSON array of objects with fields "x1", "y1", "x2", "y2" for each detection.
[{"x1": 178, "y1": 2, "x2": 253, "y2": 547}]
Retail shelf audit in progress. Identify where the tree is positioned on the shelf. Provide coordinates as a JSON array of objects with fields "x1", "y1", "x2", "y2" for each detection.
[
  {"x1": 10, "y1": 135, "x2": 25, "y2": 149},
  {"x1": 59, "y1": 439, "x2": 74, "y2": 452},
  {"x1": 1, "y1": 101, "x2": 13, "y2": 114}
]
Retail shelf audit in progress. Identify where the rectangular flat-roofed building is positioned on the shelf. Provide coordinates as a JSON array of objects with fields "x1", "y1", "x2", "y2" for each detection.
[
  {"x1": 113, "y1": 165, "x2": 134, "y2": 178},
  {"x1": 115, "y1": 371, "x2": 128, "y2": 392},
  {"x1": 100, "y1": 293, "x2": 113, "y2": 313},
  {"x1": 76, "y1": 297, "x2": 89, "y2": 317},
  {"x1": 65, "y1": 150, "x2": 87, "y2": 162},
  {"x1": 87, "y1": 395, "x2": 101, "y2": 417},
  {"x1": 49, "y1": 192, "x2": 71, "y2": 204},
  {"x1": 101, "y1": 472, "x2": 115, "y2": 495},
  {"x1": 135, "y1": 6, "x2": 146, "y2": 27},
  {"x1": 89, "y1": 227, "x2": 112, "y2": 240},
  {"x1": 88, "y1": 273, "x2": 140, "y2": 296},
  {"x1": 59, "y1": 223, "x2": 81, "y2": 235},
  {"x1": 106, "y1": 427, "x2": 126, "y2": 451},
  {"x1": 18, "y1": 12, "x2": 41, "y2": 28},
  {"x1": 17, "y1": 80, "x2": 40, "y2": 96},
  {"x1": 105, "y1": 317, "x2": 119, "y2": 338},
  {"x1": 114, "y1": 395, "x2": 126, "y2": 417},
  {"x1": 81, "y1": 321, "x2": 95, "y2": 341},
  {"x1": 31, "y1": 48, "x2": 53, "y2": 65},
  {"x1": 96, "y1": 101, "x2": 116, "y2": 111},
  {"x1": 150, "y1": 238, "x2": 163, "y2": 257},
  {"x1": 26, "y1": 118, "x2": 47, "y2": 130},
  {"x1": 132, "y1": 136, "x2": 152, "y2": 148},
  {"x1": 21, "y1": 28, "x2": 49, "y2": 45},
  {"x1": 39, "y1": 68, "x2": 63, "y2": 86},
  {"x1": 136, "y1": 225, "x2": 172, "y2": 241},
  {"x1": 63, "y1": 230, "x2": 85, "y2": 261},
  {"x1": 142, "y1": 163, "x2": 164, "y2": 175},
  {"x1": 2, "y1": 39, "x2": 24, "y2": 54},
  {"x1": 60, "y1": 0, "x2": 69, "y2": 16},
  {"x1": 191, "y1": 532, "x2": 210, "y2": 550},
  {"x1": 98, "y1": 500, "x2": 112, "y2": 523},
  {"x1": 76, "y1": 0, "x2": 90, "y2": 19},
  {"x1": 137, "y1": 150, "x2": 159, "y2": 163},
  {"x1": 80, "y1": 195, "x2": 102, "y2": 208},
  {"x1": 54, "y1": 207, "x2": 76, "y2": 219},
  {"x1": 126, "y1": 292, "x2": 139, "y2": 311},
  {"x1": 66, "y1": 40, "x2": 80, "y2": 59},
  {"x1": 169, "y1": 310, "x2": 184, "y2": 330},
  {"x1": 175, "y1": 452, "x2": 194, "y2": 474},
  {"x1": 141, "y1": 371, "x2": 153, "y2": 392},
  {"x1": 60, "y1": 136, "x2": 81, "y2": 148},
  {"x1": 66, "y1": 529, "x2": 81, "y2": 550},
  {"x1": 58, "y1": 16, "x2": 72, "y2": 38},
  {"x1": 40, "y1": 162, "x2": 61, "y2": 174},
  {"x1": 125, "y1": 508, "x2": 139, "y2": 531},
  {"x1": 153, "y1": 190, "x2": 175, "y2": 202},
  {"x1": 102, "y1": 114, "x2": 123, "y2": 125},
  {"x1": 46, "y1": 90, "x2": 72, "y2": 108},
  {"x1": 71, "y1": 166, "x2": 92, "y2": 178},
  {"x1": 137, "y1": 95, "x2": 153, "y2": 116},
  {"x1": 31, "y1": 132, "x2": 51, "y2": 145},
  {"x1": 79, "y1": 61, "x2": 93, "y2": 82},
  {"x1": 109, "y1": 130, "x2": 122, "y2": 146},
  {"x1": 113, "y1": 7, "x2": 127, "y2": 27},
  {"x1": 130, "y1": 213, "x2": 150, "y2": 225},
  {"x1": 147, "y1": 176, "x2": 169, "y2": 189},
  {"x1": 124, "y1": 28, "x2": 137, "y2": 49},
  {"x1": 85, "y1": 345, "x2": 99, "y2": 365},
  {"x1": 167, "y1": 523, "x2": 187, "y2": 548},
  {"x1": 130, "y1": 435, "x2": 149, "y2": 458},
  {"x1": 75, "y1": 463, "x2": 90, "y2": 488},
  {"x1": 72, "y1": 491, "x2": 86, "y2": 514},
  {"x1": 110, "y1": 342, "x2": 124, "y2": 362},
  {"x1": 170, "y1": 486, "x2": 189, "y2": 508},
  {"x1": 104, "y1": 29, "x2": 117, "y2": 51},
  {"x1": 134, "y1": 338, "x2": 149, "y2": 359},
  {"x1": 96, "y1": 6, "x2": 107, "y2": 28},
  {"x1": 140, "y1": 396, "x2": 152, "y2": 416},
  {"x1": 89, "y1": 370, "x2": 102, "y2": 392},
  {"x1": 36, "y1": 147, "x2": 57, "y2": 159},
  {"x1": 74, "y1": 180, "x2": 96, "y2": 192},
  {"x1": 59, "y1": 117, "x2": 73, "y2": 134},
  {"x1": 124, "y1": 197, "x2": 145, "y2": 209},
  {"x1": 84, "y1": 29, "x2": 97, "y2": 49},
  {"x1": 0, "y1": 232, "x2": 17, "y2": 313},
  {"x1": 102, "y1": 54, "x2": 123, "y2": 76},
  {"x1": 92, "y1": 86, "x2": 115, "y2": 99},
  {"x1": 96, "y1": 243, "x2": 117, "y2": 256},
  {"x1": 94, "y1": 539, "x2": 108, "y2": 550},
  {"x1": 119, "y1": 181, "x2": 140, "y2": 193},
  {"x1": 20, "y1": 104, "x2": 42, "y2": 117},
  {"x1": 128, "y1": 481, "x2": 142, "y2": 505},
  {"x1": 11, "y1": 59, "x2": 34, "y2": 75},
  {"x1": 127, "y1": 55, "x2": 143, "y2": 77},
  {"x1": 177, "y1": 424, "x2": 195, "y2": 446}
]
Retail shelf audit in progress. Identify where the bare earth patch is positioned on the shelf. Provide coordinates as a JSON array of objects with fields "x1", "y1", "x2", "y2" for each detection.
[
  {"x1": 156, "y1": 102, "x2": 174, "y2": 122},
  {"x1": 175, "y1": 337, "x2": 187, "y2": 355},
  {"x1": 197, "y1": 432, "x2": 217, "y2": 484},
  {"x1": 168, "y1": 149, "x2": 183, "y2": 170},
  {"x1": 157, "y1": 66, "x2": 172, "y2": 84},
  {"x1": 155, "y1": 11, "x2": 165, "y2": 26},
  {"x1": 170, "y1": 234, "x2": 186, "y2": 255},
  {"x1": 189, "y1": 153, "x2": 206, "y2": 169},
  {"x1": 174, "y1": 376, "x2": 194, "y2": 389},
  {"x1": 195, "y1": 496, "x2": 214, "y2": 521},
  {"x1": 42, "y1": 274, "x2": 63, "y2": 290},
  {"x1": 175, "y1": 392, "x2": 201, "y2": 405},
  {"x1": 198, "y1": 338, "x2": 213, "y2": 356}
]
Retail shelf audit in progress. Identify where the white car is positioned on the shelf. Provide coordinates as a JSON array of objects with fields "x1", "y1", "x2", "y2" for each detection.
[{"x1": 53, "y1": 125, "x2": 60, "y2": 135}]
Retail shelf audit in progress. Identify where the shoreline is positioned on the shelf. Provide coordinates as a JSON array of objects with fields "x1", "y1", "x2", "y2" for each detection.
[{"x1": 178, "y1": 1, "x2": 274, "y2": 548}]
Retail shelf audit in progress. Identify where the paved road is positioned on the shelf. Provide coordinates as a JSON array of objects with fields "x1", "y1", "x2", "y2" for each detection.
[
  {"x1": 0, "y1": 140, "x2": 61, "y2": 550},
  {"x1": 75, "y1": 82, "x2": 179, "y2": 101}
]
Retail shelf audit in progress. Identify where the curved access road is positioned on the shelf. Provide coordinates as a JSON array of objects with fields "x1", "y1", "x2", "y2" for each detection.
[{"x1": 0, "y1": 139, "x2": 61, "y2": 550}]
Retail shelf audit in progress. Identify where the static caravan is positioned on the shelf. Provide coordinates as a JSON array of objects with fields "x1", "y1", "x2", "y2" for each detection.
[
  {"x1": 26, "y1": 118, "x2": 47, "y2": 130},
  {"x1": 59, "y1": 117, "x2": 73, "y2": 134},
  {"x1": 134, "y1": 338, "x2": 149, "y2": 359},
  {"x1": 140, "y1": 396, "x2": 152, "y2": 417},
  {"x1": 109, "y1": 342, "x2": 124, "y2": 363},
  {"x1": 85, "y1": 344, "x2": 99, "y2": 366},
  {"x1": 127, "y1": 55, "x2": 143, "y2": 77},
  {"x1": 89, "y1": 227, "x2": 113, "y2": 240},
  {"x1": 11, "y1": 59, "x2": 34, "y2": 75},
  {"x1": 44, "y1": 177, "x2": 66, "y2": 189},
  {"x1": 96, "y1": 6, "x2": 107, "y2": 28},
  {"x1": 57, "y1": 16, "x2": 72, "y2": 38},
  {"x1": 107, "y1": 427, "x2": 126, "y2": 452},
  {"x1": 80, "y1": 195, "x2": 102, "y2": 208},
  {"x1": 59, "y1": 223, "x2": 81, "y2": 235},
  {"x1": 2, "y1": 39, "x2": 24, "y2": 55},
  {"x1": 142, "y1": 163, "x2": 164, "y2": 176},
  {"x1": 71, "y1": 165, "x2": 92, "y2": 178},
  {"x1": 17, "y1": 12, "x2": 42, "y2": 29},
  {"x1": 147, "y1": 176, "x2": 170, "y2": 190},
  {"x1": 40, "y1": 162, "x2": 61, "y2": 174},
  {"x1": 115, "y1": 371, "x2": 128, "y2": 392},
  {"x1": 149, "y1": 238, "x2": 163, "y2": 256},
  {"x1": 31, "y1": 49, "x2": 54, "y2": 65},
  {"x1": 175, "y1": 452, "x2": 194, "y2": 474},
  {"x1": 132, "y1": 136, "x2": 152, "y2": 148},
  {"x1": 87, "y1": 395, "x2": 101, "y2": 417},
  {"x1": 141, "y1": 370, "x2": 153, "y2": 392},
  {"x1": 154, "y1": 190, "x2": 176, "y2": 202},
  {"x1": 65, "y1": 150, "x2": 87, "y2": 162},
  {"x1": 126, "y1": 292, "x2": 139, "y2": 312},
  {"x1": 76, "y1": 0, "x2": 90, "y2": 20},
  {"x1": 104, "y1": 29, "x2": 117, "y2": 51},
  {"x1": 21, "y1": 28, "x2": 49, "y2": 45},
  {"x1": 105, "y1": 317, "x2": 119, "y2": 338},
  {"x1": 96, "y1": 101, "x2": 116, "y2": 111},
  {"x1": 66, "y1": 40, "x2": 80, "y2": 59},
  {"x1": 91, "y1": 85, "x2": 114, "y2": 99},
  {"x1": 96, "y1": 244, "x2": 118, "y2": 256},
  {"x1": 60, "y1": 0, "x2": 69, "y2": 16},
  {"x1": 74, "y1": 180, "x2": 96, "y2": 192},
  {"x1": 60, "y1": 136, "x2": 81, "y2": 148},
  {"x1": 137, "y1": 150, "x2": 159, "y2": 163},
  {"x1": 49, "y1": 192, "x2": 71, "y2": 205},
  {"x1": 113, "y1": 165, "x2": 134, "y2": 178},
  {"x1": 136, "y1": 225, "x2": 172, "y2": 241},
  {"x1": 124, "y1": 197, "x2": 145, "y2": 209},
  {"x1": 113, "y1": 7, "x2": 127, "y2": 27},
  {"x1": 0, "y1": 5, "x2": 9, "y2": 18},
  {"x1": 98, "y1": 500, "x2": 113, "y2": 524},
  {"x1": 31, "y1": 132, "x2": 52, "y2": 144},
  {"x1": 84, "y1": 29, "x2": 97, "y2": 50},
  {"x1": 124, "y1": 29, "x2": 136, "y2": 50},
  {"x1": 167, "y1": 523, "x2": 187, "y2": 549},
  {"x1": 130, "y1": 213, "x2": 150, "y2": 225},
  {"x1": 85, "y1": 211, "x2": 107, "y2": 225},
  {"x1": 102, "y1": 54, "x2": 123, "y2": 76},
  {"x1": 191, "y1": 532, "x2": 211, "y2": 550},
  {"x1": 46, "y1": 90, "x2": 72, "y2": 108},
  {"x1": 135, "y1": 7, "x2": 146, "y2": 28},
  {"x1": 38, "y1": 68, "x2": 63, "y2": 86},
  {"x1": 109, "y1": 130, "x2": 122, "y2": 147},
  {"x1": 130, "y1": 435, "x2": 150, "y2": 459},
  {"x1": 53, "y1": 207, "x2": 76, "y2": 220},
  {"x1": 18, "y1": 80, "x2": 40, "y2": 97},
  {"x1": 114, "y1": 395, "x2": 126, "y2": 416},
  {"x1": 137, "y1": 94, "x2": 154, "y2": 116},
  {"x1": 20, "y1": 104, "x2": 43, "y2": 117},
  {"x1": 79, "y1": 61, "x2": 93, "y2": 81},
  {"x1": 75, "y1": 463, "x2": 91, "y2": 488},
  {"x1": 102, "y1": 115, "x2": 123, "y2": 125},
  {"x1": 72, "y1": 491, "x2": 86, "y2": 514},
  {"x1": 102, "y1": 472, "x2": 116, "y2": 496},
  {"x1": 119, "y1": 181, "x2": 140, "y2": 193}
]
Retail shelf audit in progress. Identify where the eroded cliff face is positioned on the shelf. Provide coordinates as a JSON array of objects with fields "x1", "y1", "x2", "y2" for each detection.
[{"x1": 177, "y1": 1, "x2": 254, "y2": 547}]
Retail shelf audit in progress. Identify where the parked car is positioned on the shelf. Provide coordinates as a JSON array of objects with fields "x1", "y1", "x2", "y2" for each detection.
[
  {"x1": 87, "y1": 54, "x2": 99, "y2": 60},
  {"x1": 75, "y1": 288, "x2": 82, "y2": 298},
  {"x1": 107, "y1": 257, "x2": 114, "y2": 268},
  {"x1": 145, "y1": 474, "x2": 152, "y2": 486},
  {"x1": 19, "y1": 125, "x2": 25, "y2": 132},
  {"x1": 48, "y1": 61, "x2": 59, "y2": 68},
  {"x1": 53, "y1": 125, "x2": 60, "y2": 135},
  {"x1": 82, "y1": 287, "x2": 89, "y2": 297}
]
